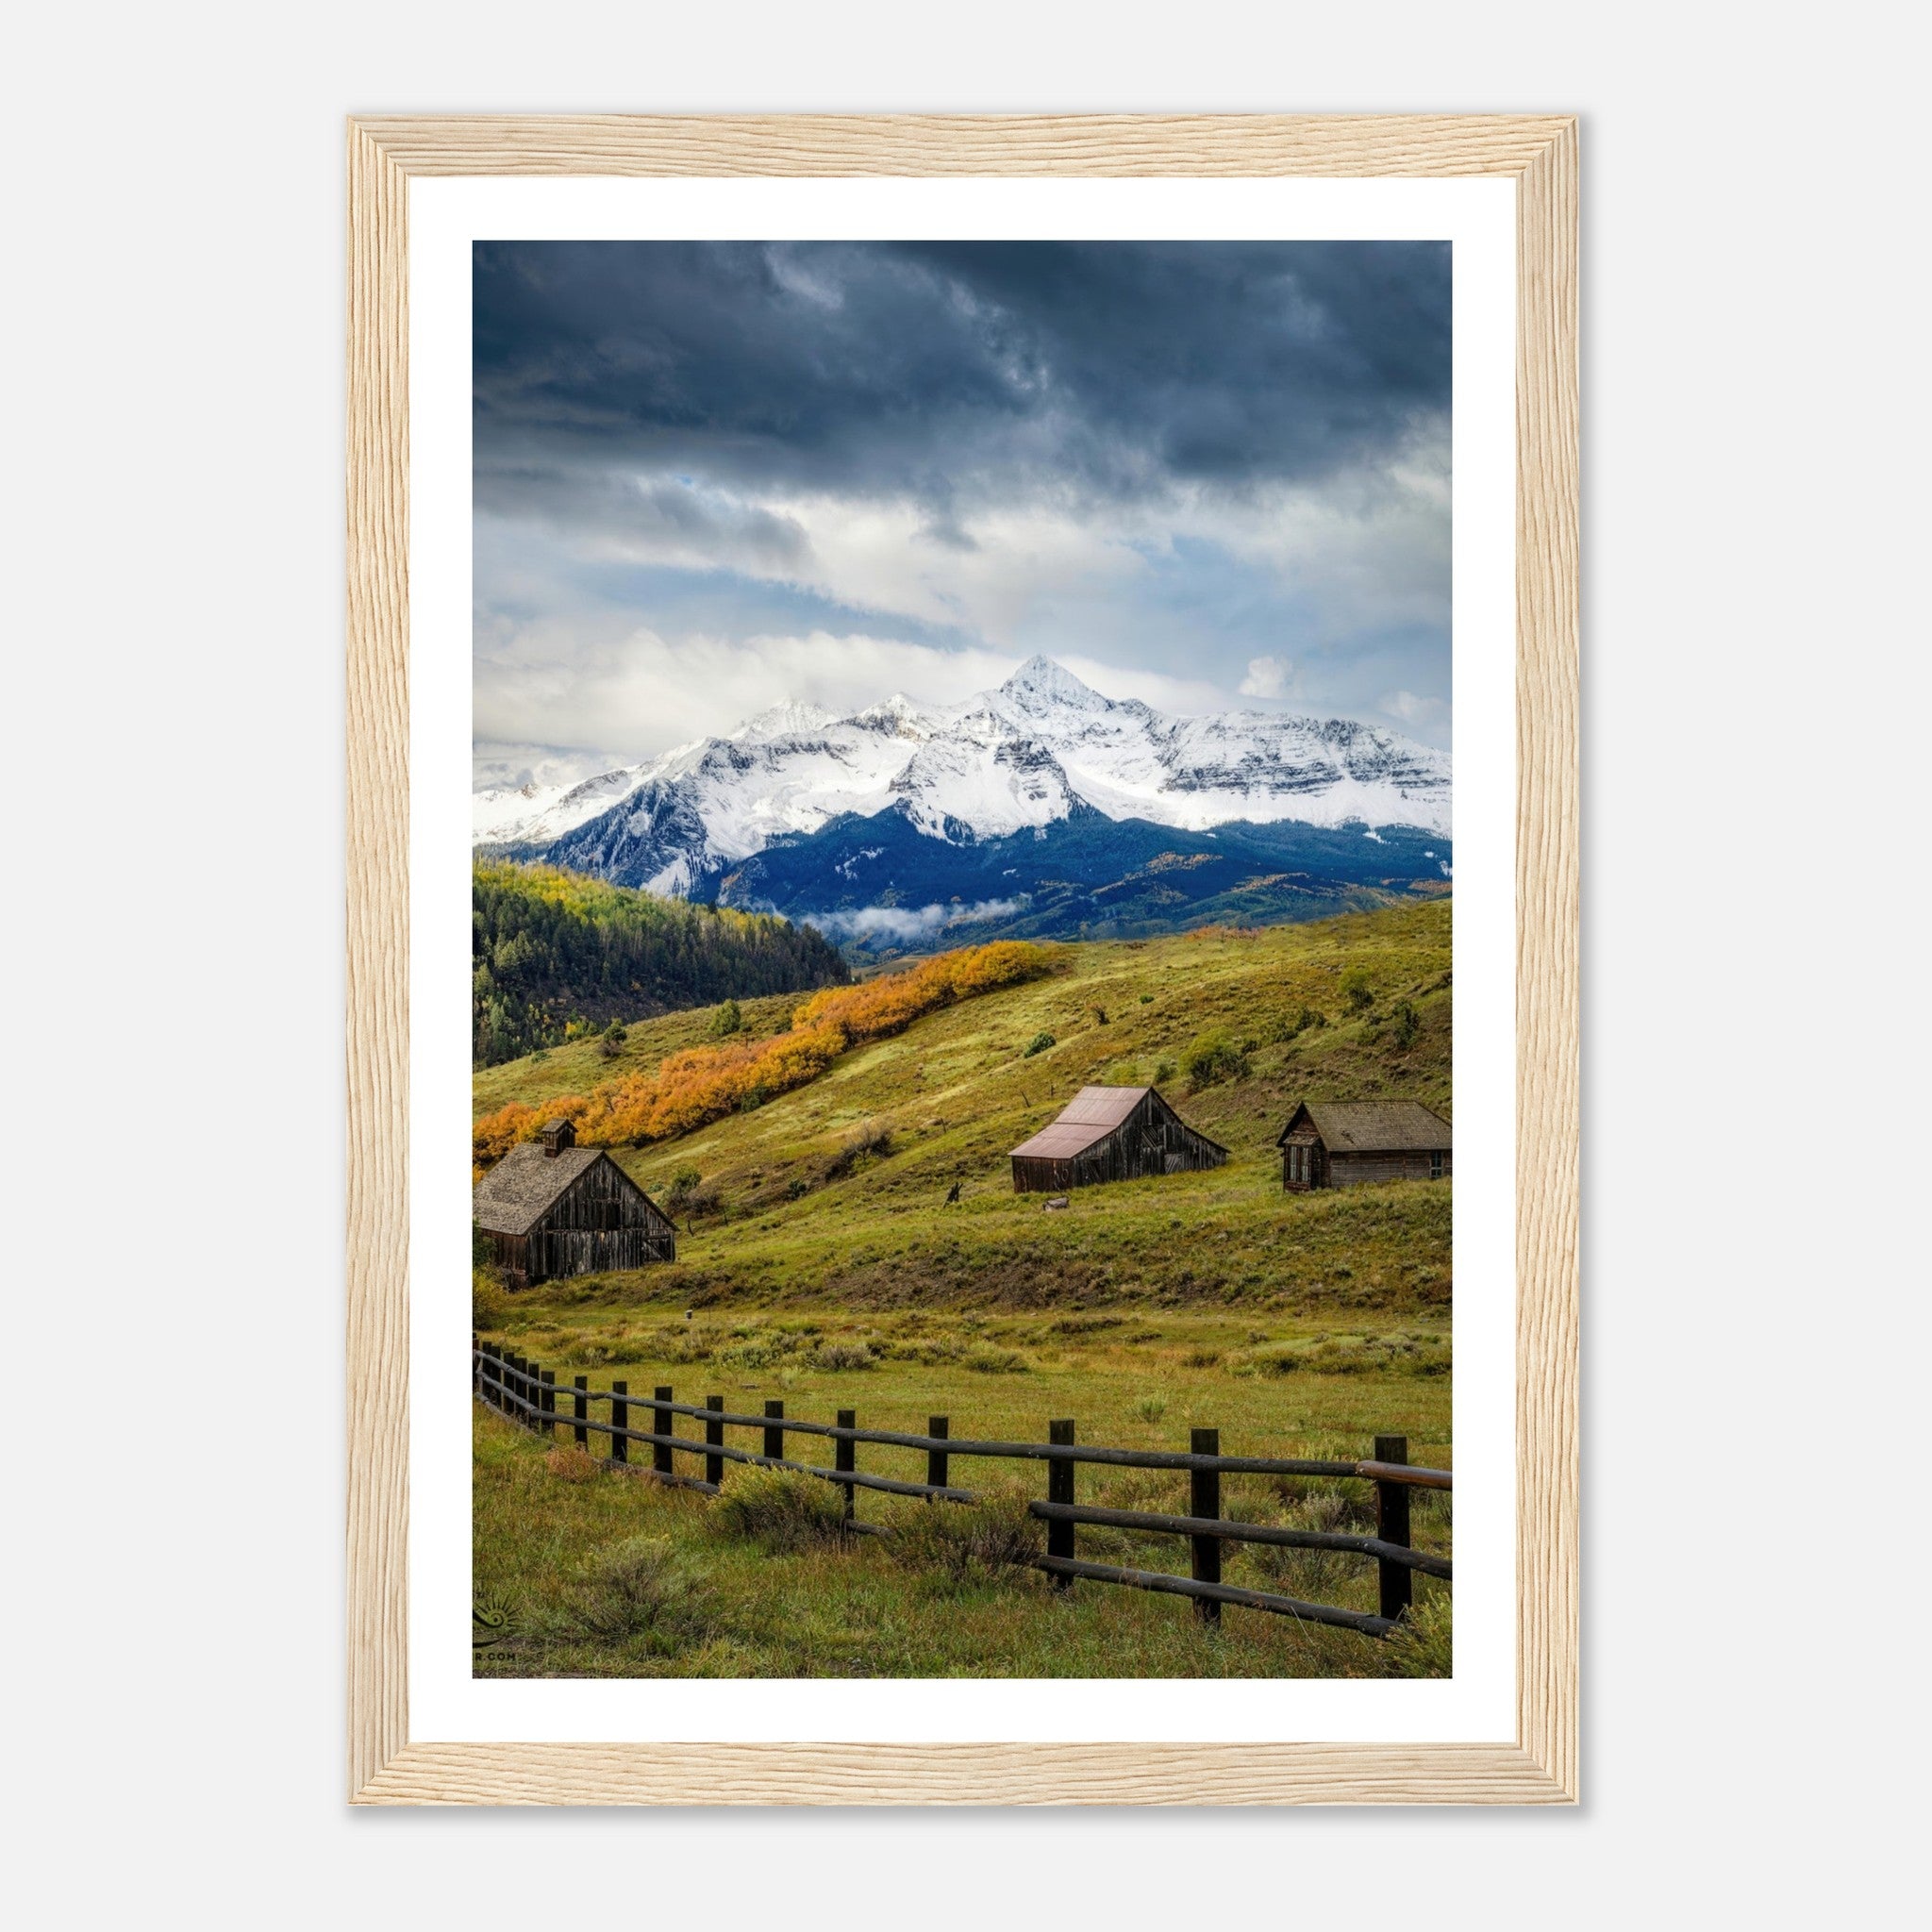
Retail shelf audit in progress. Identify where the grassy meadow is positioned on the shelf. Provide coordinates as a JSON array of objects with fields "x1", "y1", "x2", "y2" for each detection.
[{"x1": 473, "y1": 898, "x2": 1454, "y2": 1677}]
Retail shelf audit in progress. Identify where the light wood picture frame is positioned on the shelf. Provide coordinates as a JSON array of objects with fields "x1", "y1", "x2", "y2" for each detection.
[{"x1": 347, "y1": 112, "x2": 1577, "y2": 1806}]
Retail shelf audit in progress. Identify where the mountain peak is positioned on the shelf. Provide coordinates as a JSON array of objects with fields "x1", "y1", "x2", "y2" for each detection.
[
  {"x1": 999, "y1": 655, "x2": 1108, "y2": 708},
  {"x1": 733, "y1": 699, "x2": 839, "y2": 741},
  {"x1": 481, "y1": 654, "x2": 1452, "y2": 860}
]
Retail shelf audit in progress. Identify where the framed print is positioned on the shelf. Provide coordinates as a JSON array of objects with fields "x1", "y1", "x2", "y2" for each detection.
[{"x1": 347, "y1": 114, "x2": 1577, "y2": 1805}]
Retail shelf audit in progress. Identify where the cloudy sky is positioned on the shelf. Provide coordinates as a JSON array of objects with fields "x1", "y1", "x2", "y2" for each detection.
[{"x1": 474, "y1": 240, "x2": 1451, "y2": 784}]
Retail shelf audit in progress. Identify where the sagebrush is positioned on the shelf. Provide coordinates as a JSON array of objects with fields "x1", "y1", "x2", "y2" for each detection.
[
  {"x1": 709, "y1": 1466, "x2": 851, "y2": 1551},
  {"x1": 881, "y1": 1484, "x2": 1045, "y2": 1586},
  {"x1": 563, "y1": 1535, "x2": 712, "y2": 1643}
]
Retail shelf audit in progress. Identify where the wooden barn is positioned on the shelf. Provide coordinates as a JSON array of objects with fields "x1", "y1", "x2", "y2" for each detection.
[
  {"x1": 1009, "y1": 1085, "x2": 1228, "y2": 1193},
  {"x1": 1276, "y1": 1101, "x2": 1453, "y2": 1191},
  {"x1": 473, "y1": 1119, "x2": 676, "y2": 1288}
]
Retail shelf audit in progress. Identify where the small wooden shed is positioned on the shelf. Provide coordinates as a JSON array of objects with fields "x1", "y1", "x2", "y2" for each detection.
[
  {"x1": 1276, "y1": 1100, "x2": 1452, "y2": 1191},
  {"x1": 1009, "y1": 1085, "x2": 1228, "y2": 1193},
  {"x1": 473, "y1": 1119, "x2": 676, "y2": 1288}
]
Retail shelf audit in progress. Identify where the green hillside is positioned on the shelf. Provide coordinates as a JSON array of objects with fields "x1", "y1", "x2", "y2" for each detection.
[
  {"x1": 474, "y1": 899, "x2": 1454, "y2": 1679},
  {"x1": 474, "y1": 898, "x2": 1452, "y2": 1312}
]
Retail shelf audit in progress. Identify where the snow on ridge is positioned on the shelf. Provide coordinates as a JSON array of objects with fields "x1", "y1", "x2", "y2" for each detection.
[
  {"x1": 477, "y1": 655, "x2": 1451, "y2": 858},
  {"x1": 473, "y1": 763, "x2": 646, "y2": 846},
  {"x1": 731, "y1": 698, "x2": 841, "y2": 741}
]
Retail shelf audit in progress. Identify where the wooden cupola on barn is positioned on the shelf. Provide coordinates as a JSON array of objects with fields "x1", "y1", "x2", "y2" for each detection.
[
  {"x1": 1008, "y1": 1085, "x2": 1228, "y2": 1193},
  {"x1": 473, "y1": 1119, "x2": 676, "y2": 1289},
  {"x1": 1276, "y1": 1100, "x2": 1453, "y2": 1191}
]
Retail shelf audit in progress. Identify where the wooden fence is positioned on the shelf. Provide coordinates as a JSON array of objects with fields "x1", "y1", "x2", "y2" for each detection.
[{"x1": 474, "y1": 1339, "x2": 1450, "y2": 1641}]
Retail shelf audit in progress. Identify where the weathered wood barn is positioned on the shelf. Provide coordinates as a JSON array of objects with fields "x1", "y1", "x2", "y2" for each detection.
[
  {"x1": 473, "y1": 1119, "x2": 676, "y2": 1288},
  {"x1": 1276, "y1": 1101, "x2": 1453, "y2": 1191},
  {"x1": 1009, "y1": 1085, "x2": 1228, "y2": 1193}
]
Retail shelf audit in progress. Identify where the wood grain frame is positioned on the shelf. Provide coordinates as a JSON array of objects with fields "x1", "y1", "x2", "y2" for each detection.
[{"x1": 347, "y1": 113, "x2": 1577, "y2": 1806}]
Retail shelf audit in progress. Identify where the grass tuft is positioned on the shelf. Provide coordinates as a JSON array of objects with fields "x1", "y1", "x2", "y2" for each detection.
[
  {"x1": 824, "y1": 1116, "x2": 895, "y2": 1181},
  {"x1": 964, "y1": 1347, "x2": 1030, "y2": 1374},
  {"x1": 709, "y1": 1466, "x2": 851, "y2": 1552},
  {"x1": 564, "y1": 1535, "x2": 712, "y2": 1643},
  {"x1": 1234, "y1": 1491, "x2": 1356, "y2": 1602},
  {"x1": 1381, "y1": 1591, "x2": 1454, "y2": 1677},
  {"x1": 881, "y1": 1484, "x2": 1045, "y2": 1587},
  {"x1": 809, "y1": 1340, "x2": 876, "y2": 1373}
]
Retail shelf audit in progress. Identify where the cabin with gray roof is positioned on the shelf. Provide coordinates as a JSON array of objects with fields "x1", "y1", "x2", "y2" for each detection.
[
  {"x1": 1275, "y1": 1100, "x2": 1452, "y2": 1191},
  {"x1": 473, "y1": 1119, "x2": 675, "y2": 1288},
  {"x1": 1008, "y1": 1085, "x2": 1227, "y2": 1193}
]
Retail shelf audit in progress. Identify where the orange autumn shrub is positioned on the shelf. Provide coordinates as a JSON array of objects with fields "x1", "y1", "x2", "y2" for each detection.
[
  {"x1": 792, "y1": 940, "x2": 1053, "y2": 1040},
  {"x1": 474, "y1": 1102, "x2": 536, "y2": 1172},
  {"x1": 473, "y1": 940, "x2": 1058, "y2": 1173}
]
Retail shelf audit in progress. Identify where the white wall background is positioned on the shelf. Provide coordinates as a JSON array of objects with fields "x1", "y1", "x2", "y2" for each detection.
[{"x1": 8, "y1": 4, "x2": 1920, "y2": 1923}]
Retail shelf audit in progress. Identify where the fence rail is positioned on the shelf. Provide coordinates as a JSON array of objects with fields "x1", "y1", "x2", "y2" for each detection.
[{"x1": 473, "y1": 1338, "x2": 1450, "y2": 1641}]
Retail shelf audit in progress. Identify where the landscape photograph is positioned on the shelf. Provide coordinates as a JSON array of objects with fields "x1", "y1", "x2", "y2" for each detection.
[{"x1": 467, "y1": 238, "x2": 1456, "y2": 1679}]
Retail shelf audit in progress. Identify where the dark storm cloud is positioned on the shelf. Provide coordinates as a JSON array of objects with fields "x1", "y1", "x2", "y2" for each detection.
[
  {"x1": 473, "y1": 240, "x2": 1449, "y2": 510},
  {"x1": 473, "y1": 239, "x2": 1453, "y2": 758},
  {"x1": 475, "y1": 462, "x2": 813, "y2": 571}
]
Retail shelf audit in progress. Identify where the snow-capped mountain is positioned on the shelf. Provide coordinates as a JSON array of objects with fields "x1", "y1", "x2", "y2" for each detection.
[
  {"x1": 478, "y1": 656, "x2": 1451, "y2": 897},
  {"x1": 471, "y1": 763, "x2": 658, "y2": 847}
]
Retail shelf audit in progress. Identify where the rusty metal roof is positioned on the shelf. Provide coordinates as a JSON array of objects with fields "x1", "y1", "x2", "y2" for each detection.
[
  {"x1": 1009, "y1": 1084, "x2": 1226, "y2": 1163},
  {"x1": 1054, "y1": 1086, "x2": 1152, "y2": 1129},
  {"x1": 1009, "y1": 1122, "x2": 1111, "y2": 1161},
  {"x1": 1009, "y1": 1086, "x2": 1149, "y2": 1161},
  {"x1": 1277, "y1": 1100, "x2": 1452, "y2": 1153},
  {"x1": 473, "y1": 1142, "x2": 606, "y2": 1237}
]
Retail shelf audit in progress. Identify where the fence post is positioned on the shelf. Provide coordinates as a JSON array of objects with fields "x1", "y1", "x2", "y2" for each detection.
[
  {"x1": 573, "y1": 1375, "x2": 590, "y2": 1451},
  {"x1": 1190, "y1": 1427, "x2": 1223, "y2": 1626},
  {"x1": 836, "y1": 1409, "x2": 857, "y2": 1521},
  {"x1": 927, "y1": 1415, "x2": 950, "y2": 1493},
  {"x1": 705, "y1": 1395, "x2": 725, "y2": 1489},
  {"x1": 487, "y1": 1343, "x2": 505, "y2": 1411},
  {"x1": 1374, "y1": 1434, "x2": 1414, "y2": 1623},
  {"x1": 541, "y1": 1370, "x2": 558, "y2": 1441},
  {"x1": 504, "y1": 1353, "x2": 521, "y2": 1420},
  {"x1": 653, "y1": 1387, "x2": 674, "y2": 1478},
  {"x1": 512, "y1": 1355, "x2": 531, "y2": 1424},
  {"x1": 1048, "y1": 1419, "x2": 1076, "y2": 1587},
  {"x1": 764, "y1": 1400, "x2": 785, "y2": 1462},
  {"x1": 610, "y1": 1381, "x2": 628, "y2": 1465},
  {"x1": 472, "y1": 1335, "x2": 481, "y2": 1400}
]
